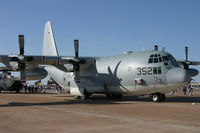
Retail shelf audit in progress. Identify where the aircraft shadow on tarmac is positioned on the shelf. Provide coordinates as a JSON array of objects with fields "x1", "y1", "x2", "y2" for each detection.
[{"x1": 0, "y1": 95, "x2": 200, "y2": 107}]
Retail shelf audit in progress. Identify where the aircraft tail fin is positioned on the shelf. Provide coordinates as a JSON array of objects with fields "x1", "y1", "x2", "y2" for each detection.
[{"x1": 42, "y1": 21, "x2": 58, "y2": 56}]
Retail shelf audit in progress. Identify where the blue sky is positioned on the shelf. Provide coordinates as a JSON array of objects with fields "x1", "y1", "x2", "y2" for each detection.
[{"x1": 0, "y1": 0, "x2": 200, "y2": 83}]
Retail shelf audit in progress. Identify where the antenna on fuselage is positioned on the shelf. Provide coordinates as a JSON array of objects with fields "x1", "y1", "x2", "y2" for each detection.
[
  {"x1": 154, "y1": 45, "x2": 158, "y2": 51},
  {"x1": 162, "y1": 47, "x2": 165, "y2": 52}
]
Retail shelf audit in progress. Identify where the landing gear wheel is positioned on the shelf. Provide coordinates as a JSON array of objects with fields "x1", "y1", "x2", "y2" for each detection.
[
  {"x1": 106, "y1": 94, "x2": 112, "y2": 99},
  {"x1": 152, "y1": 93, "x2": 162, "y2": 102},
  {"x1": 113, "y1": 94, "x2": 122, "y2": 99},
  {"x1": 83, "y1": 89, "x2": 91, "y2": 99},
  {"x1": 16, "y1": 88, "x2": 20, "y2": 93},
  {"x1": 74, "y1": 96, "x2": 82, "y2": 99},
  {"x1": 161, "y1": 94, "x2": 166, "y2": 101},
  {"x1": 106, "y1": 94, "x2": 122, "y2": 99}
]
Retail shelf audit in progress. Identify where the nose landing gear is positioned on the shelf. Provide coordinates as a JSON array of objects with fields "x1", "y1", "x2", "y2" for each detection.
[{"x1": 151, "y1": 93, "x2": 166, "y2": 102}]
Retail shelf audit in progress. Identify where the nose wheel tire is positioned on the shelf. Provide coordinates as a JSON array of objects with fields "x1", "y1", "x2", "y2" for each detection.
[
  {"x1": 74, "y1": 89, "x2": 91, "y2": 100},
  {"x1": 152, "y1": 93, "x2": 165, "y2": 102}
]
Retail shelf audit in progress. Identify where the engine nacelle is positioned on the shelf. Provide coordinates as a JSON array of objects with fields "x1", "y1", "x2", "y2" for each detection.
[
  {"x1": 70, "y1": 87, "x2": 85, "y2": 96},
  {"x1": 26, "y1": 68, "x2": 47, "y2": 80},
  {"x1": 9, "y1": 62, "x2": 19, "y2": 70}
]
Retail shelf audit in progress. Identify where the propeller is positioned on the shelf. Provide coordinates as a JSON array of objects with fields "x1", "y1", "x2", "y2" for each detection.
[
  {"x1": 19, "y1": 35, "x2": 24, "y2": 55},
  {"x1": 73, "y1": 40, "x2": 80, "y2": 81},
  {"x1": 184, "y1": 46, "x2": 190, "y2": 69},
  {"x1": 18, "y1": 35, "x2": 26, "y2": 84},
  {"x1": 185, "y1": 46, "x2": 188, "y2": 62},
  {"x1": 74, "y1": 40, "x2": 79, "y2": 58},
  {"x1": 69, "y1": 39, "x2": 92, "y2": 82}
]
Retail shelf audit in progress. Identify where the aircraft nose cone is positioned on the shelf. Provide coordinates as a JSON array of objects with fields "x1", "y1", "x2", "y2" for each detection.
[{"x1": 167, "y1": 67, "x2": 191, "y2": 85}]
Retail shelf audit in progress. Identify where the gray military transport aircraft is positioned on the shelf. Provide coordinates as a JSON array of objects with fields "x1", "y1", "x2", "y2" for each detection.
[
  {"x1": 0, "y1": 21, "x2": 200, "y2": 102},
  {"x1": 0, "y1": 71, "x2": 22, "y2": 93},
  {"x1": 0, "y1": 68, "x2": 47, "y2": 93}
]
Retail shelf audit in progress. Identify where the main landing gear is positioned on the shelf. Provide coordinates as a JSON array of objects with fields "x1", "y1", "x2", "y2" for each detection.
[
  {"x1": 151, "y1": 93, "x2": 166, "y2": 102},
  {"x1": 106, "y1": 94, "x2": 122, "y2": 99},
  {"x1": 73, "y1": 89, "x2": 91, "y2": 100}
]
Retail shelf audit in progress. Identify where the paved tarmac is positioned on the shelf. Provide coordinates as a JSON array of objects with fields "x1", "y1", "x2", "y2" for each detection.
[{"x1": 0, "y1": 92, "x2": 200, "y2": 133}]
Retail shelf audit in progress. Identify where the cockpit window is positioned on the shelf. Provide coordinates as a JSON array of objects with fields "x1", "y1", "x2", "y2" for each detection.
[
  {"x1": 162, "y1": 54, "x2": 179, "y2": 66},
  {"x1": 148, "y1": 53, "x2": 179, "y2": 67},
  {"x1": 159, "y1": 57, "x2": 162, "y2": 62},
  {"x1": 149, "y1": 58, "x2": 153, "y2": 63},
  {"x1": 162, "y1": 56, "x2": 169, "y2": 66},
  {"x1": 148, "y1": 54, "x2": 163, "y2": 63},
  {"x1": 154, "y1": 58, "x2": 158, "y2": 63},
  {"x1": 162, "y1": 56, "x2": 169, "y2": 61}
]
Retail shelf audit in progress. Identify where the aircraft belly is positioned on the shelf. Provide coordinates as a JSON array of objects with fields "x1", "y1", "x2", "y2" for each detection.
[
  {"x1": 106, "y1": 85, "x2": 154, "y2": 95},
  {"x1": 71, "y1": 76, "x2": 105, "y2": 93}
]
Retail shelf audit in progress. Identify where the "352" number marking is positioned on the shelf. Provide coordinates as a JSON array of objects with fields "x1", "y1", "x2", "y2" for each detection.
[{"x1": 137, "y1": 67, "x2": 153, "y2": 75}]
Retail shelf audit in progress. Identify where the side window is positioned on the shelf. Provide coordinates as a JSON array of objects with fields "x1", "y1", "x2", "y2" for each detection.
[
  {"x1": 159, "y1": 57, "x2": 162, "y2": 62},
  {"x1": 158, "y1": 67, "x2": 161, "y2": 74},
  {"x1": 162, "y1": 56, "x2": 169, "y2": 66},
  {"x1": 153, "y1": 67, "x2": 157, "y2": 74},
  {"x1": 148, "y1": 55, "x2": 153, "y2": 63},
  {"x1": 148, "y1": 58, "x2": 153, "y2": 63}
]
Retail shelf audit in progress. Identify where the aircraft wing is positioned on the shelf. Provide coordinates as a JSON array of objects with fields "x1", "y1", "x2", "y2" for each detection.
[
  {"x1": 24, "y1": 55, "x2": 94, "y2": 66},
  {"x1": 177, "y1": 60, "x2": 200, "y2": 66},
  {"x1": 0, "y1": 54, "x2": 95, "y2": 71}
]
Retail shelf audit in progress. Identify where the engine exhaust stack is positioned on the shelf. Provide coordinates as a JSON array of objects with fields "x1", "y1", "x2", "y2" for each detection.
[{"x1": 154, "y1": 45, "x2": 158, "y2": 51}]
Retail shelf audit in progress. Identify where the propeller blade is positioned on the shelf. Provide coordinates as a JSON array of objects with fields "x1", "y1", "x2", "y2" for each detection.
[
  {"x1": 20, "y1": 69, "x2": 26, "y2": 84},
  {"x1": 185, "y1": 46, "x2": 188, "y2": 61},
  {"x1": 18, "y1": 34, "x2": 26, "y2": 83},
  {"x1": 74, "y1": 71, "x2": 80, "y2": 82},
  {"x1": 19, "y1": 35, "x2": 24, "y2": 55},
  {"x1": 73, "y1": 63, "x2": 80, "y2": 81},
  {"x1": 73, "y1": 40, "x2": 81, "y2": 82},
  {"x1": 74, "y1": 40, "x2": 79, "y2": 58}
]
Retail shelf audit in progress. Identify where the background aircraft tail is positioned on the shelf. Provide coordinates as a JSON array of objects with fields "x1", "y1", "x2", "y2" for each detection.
[{"x1": 42, "y1": 21, "x2": 58, "y2": 56}]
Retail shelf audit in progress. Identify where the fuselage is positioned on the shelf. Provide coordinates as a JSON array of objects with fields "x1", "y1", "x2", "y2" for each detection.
[{"x1": 45, "y1": 50, "x2": 191, "y2": 96}]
